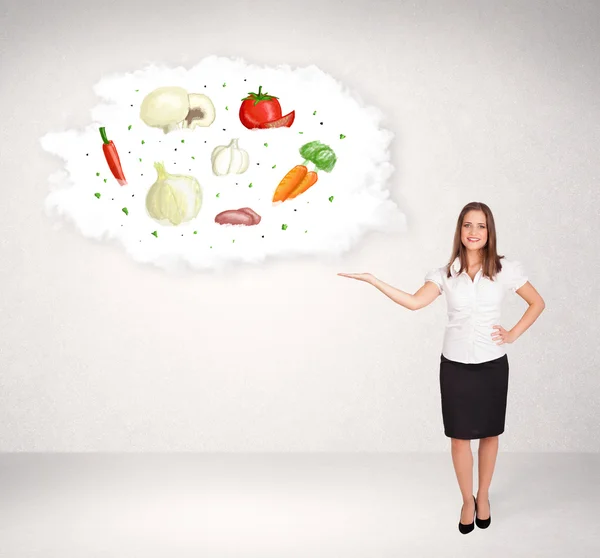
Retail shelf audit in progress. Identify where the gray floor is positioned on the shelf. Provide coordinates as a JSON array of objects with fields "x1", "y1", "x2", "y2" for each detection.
[{"x1": 1, "y1": 453, "x2": 598, "y2": 557}]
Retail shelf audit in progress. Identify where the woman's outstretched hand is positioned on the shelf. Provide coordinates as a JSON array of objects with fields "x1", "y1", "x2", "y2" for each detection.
[{"x1": 337, "y1": 272, "x2": 375, "y2": 284}]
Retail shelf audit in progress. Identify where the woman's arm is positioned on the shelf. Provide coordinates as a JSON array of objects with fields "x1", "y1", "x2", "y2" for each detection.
[
  {"x1": 338, "y1": 273, "x2": 441, "y2": 311},
  {"x1": 509, "y1": 282, "x2": 546, "y2": 341}
]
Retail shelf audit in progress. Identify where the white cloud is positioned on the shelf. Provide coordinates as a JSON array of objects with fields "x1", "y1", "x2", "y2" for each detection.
[{"x1": 41, "y1": 56, "x2": 406, "y2": 273}]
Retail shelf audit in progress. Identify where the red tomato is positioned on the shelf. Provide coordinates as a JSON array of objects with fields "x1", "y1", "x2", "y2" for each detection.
[
  {"x1": 258, "y1": 111, "x2": 295, "y2": 129},
  {"x1": 239, "y1": 85, "x2": 282, "y2": 129}
]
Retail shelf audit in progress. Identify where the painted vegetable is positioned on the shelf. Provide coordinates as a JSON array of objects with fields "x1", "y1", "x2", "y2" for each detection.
[
  {"x1": 140, "y1": 86, "x2": 190, "y2": 133},
  {"x1": 181, "y1": 93, "x2": 216, "y2": 129},
  {"x1": 215, "y1": 208, "x2": 261, "y2": 226},
  {"x1": 258, "y1": 111, "x2": 295, "y2": 129},
  {"x1": 140, "y1": 87, "x2": 215, "y2": 133},
  {"x1": 99, "y1": 127, "x2": 127, "y2": 186},
  {"x1": 238, "y1": 207, "x2": 261, "y2": 224},
  {"x1": 239, "y1": 85, "x2": 294, "y2": 129},
  {"x1": 272, "y1": 141, "x2": 337, "y2": 202},
  {"x1": 211, "y1": 139, "x2": 249, "y2": 176},
  {"x1": 145, "y1": 162, "x2": 202, "y2": 226}
]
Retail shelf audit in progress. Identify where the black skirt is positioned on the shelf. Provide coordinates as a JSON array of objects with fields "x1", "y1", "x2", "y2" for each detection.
[{"x1": 439, "y1": 352, "x2": 509, "y2": 440}]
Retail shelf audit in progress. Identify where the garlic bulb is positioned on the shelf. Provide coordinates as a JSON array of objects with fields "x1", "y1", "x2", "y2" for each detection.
[
  {"x1": 211, "y1": 139, "x2": 249, "y2": 176},
  {"x1": 145, "y1": 162, "x2": 202, "y2": 226}
]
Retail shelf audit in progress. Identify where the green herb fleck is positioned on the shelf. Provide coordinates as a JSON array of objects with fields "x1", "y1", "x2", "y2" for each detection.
[
  {"x1": 313, "y1": 111, "x2": 317, "y2": 115},
  {"x1": 232, "y1": 239, "x2": 235, "y2": 243},
  {"x1": 223, "y1": 82, "x2": 226, "y2": 87},
  {"x1": 151, "y1": 231, "x2": 158, "y2": 238},
  {"x1": 329, "y1": 196, "x2": 335, "y2": 202},
  {"x1": 139, "y1": 158, "x2": 142, "y2": 162},
  {"x1": 135, "y1": 89, "x2": 139, "y2": 92},
  {"x1": 248, "y1": 183, "x2": 253, "y2": 188},
  {"x1": 128, "y1": 125, "x2": 132, "y2": 130},
  {"x1": 299, "y1": 131, "x2": 304, "y2": 134},
  {"x1": 225, "y1": 106, "x2": 228, "y2": 110},
  {"x1": 210, "y1": 246, "x2": 213, "y2": 249},
  {"x1": 264, "y1": 143, "x2": 268, "y2": 147},
  {"x1": 340, "y1": 134, "x2": 346, "y2": 139},
  {"x1": 272, "y1": 164, "x2": 276, "y2": 169},
  {"x1": 282, "y1": 224, "x2": 288, "y2": 230},
  {"x1": 94, "y1": 192, "x2": 101, "y2": 199},
  {"x1": 141, "y1": 139, "x2": 145, "y2": 144},
  {"x1": 216, "y1": 193, "x2": 220, "y2": 198},
  {"x1": 96, "y1": 172, "x2": 100, "y2": 176},
  {"x1": 181, "y1": 139, "x2": 185, "y2": 143},
  {"x1": 191, "y1": 156, "x2": 195, "y2": 160},
  {"x1": 193, "y1": 231, "x2": 197, "y2": 235},
  {"x1": 122, "y1": 207, "x2": 129, "y2": 215},
  {"x1": 103, "y1": 179, "x2": 107, "y2": 183}
]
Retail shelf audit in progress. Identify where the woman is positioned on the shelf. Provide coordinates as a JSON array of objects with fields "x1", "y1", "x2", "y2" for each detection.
[{"x1": 338, "y1": 201, "x2": 545, "y2": 534}]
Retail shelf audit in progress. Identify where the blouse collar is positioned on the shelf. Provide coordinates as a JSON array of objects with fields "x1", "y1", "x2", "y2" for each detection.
[
  {"x1": 450, "y1": 257, "x2": 483, "y2": 278},
  {"x1": 450, "y1": 257, "x2": 461, "y2": 277}
]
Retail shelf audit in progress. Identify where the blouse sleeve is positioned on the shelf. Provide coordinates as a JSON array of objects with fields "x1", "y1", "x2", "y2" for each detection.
[
  {"x1": 424, "y1": 267, "x2": 444, "y2": 294},
  {"x1": 506, "y1": 260, "x2": 528, "y2": 292}
]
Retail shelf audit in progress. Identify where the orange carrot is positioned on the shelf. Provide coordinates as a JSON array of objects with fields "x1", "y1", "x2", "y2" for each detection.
[
  {"x1": 287, "y1": 171, "x2": 318, "y2": 200},
  {"x1": 272, "y1": 165, "x2": 307, "y2": 202}
]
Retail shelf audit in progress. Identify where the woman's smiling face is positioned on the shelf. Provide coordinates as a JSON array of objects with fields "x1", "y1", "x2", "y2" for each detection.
[{"x1": 461, "y1": 209, "x2": 488, "y2": 251}]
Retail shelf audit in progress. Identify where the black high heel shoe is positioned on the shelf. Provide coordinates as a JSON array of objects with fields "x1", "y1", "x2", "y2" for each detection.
[
  {"x1": 475, "y1": 497, "x2": 491, "y2": 529},
  {"x1": 458, "y1": 495, "x2": 476, "y2": 534}
]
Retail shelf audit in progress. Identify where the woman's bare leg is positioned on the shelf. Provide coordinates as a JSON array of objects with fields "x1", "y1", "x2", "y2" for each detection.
[
  {"x1": 451, "y1": 438, "x2": 475, "y2": 523},
  {"x1": 476, "y1": 435, "x2": 499, "y2": 519}
]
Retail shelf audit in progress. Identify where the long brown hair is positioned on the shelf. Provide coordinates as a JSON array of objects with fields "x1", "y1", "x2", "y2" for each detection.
[{"x1": 445, "y1": 202, "x2": 505, "y2": 280}]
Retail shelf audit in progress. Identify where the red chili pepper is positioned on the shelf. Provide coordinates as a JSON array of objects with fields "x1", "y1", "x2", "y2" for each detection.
[{"x1": 99, "y1": 127, "x2": 127, "y2": 186}]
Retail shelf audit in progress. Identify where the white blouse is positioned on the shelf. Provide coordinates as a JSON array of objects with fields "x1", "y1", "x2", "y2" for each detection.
[{"x1": 425, "y1": 257, "x2": 528, "y2": 364}]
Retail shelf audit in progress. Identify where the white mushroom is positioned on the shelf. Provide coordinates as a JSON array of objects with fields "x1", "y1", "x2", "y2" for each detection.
[
  {"x1": 181, "y1": 93, "x2": 216, "y2": 129},
  {"x1": 140, "y1": 86, "x2": 190, "y2": 134}
]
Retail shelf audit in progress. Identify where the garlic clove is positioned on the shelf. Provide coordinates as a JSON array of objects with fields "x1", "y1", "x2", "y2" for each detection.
[
  {"x1": 211, "y1": 144, "x2": 229, "y2": 175},
  {"x1": 233, "y1": 139, "x2": 250, "y2": 174},
  {"x1": 211, "y1": 138, "x2": 249, "y2": 176}
]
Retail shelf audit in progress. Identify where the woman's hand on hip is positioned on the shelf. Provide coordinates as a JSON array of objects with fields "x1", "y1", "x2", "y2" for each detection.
[{"x1": 492, "y1": 325, "x2": 517, "y2": 345}]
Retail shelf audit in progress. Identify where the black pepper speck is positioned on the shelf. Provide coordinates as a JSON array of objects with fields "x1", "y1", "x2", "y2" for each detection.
[{"x1": 320, "y1": 122, "x2": 323, "y2": 125}]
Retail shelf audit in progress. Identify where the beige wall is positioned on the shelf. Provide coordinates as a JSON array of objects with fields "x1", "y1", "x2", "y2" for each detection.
[{"x1": 1, "y1": 0, "x2": 597, "y2": 451}]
